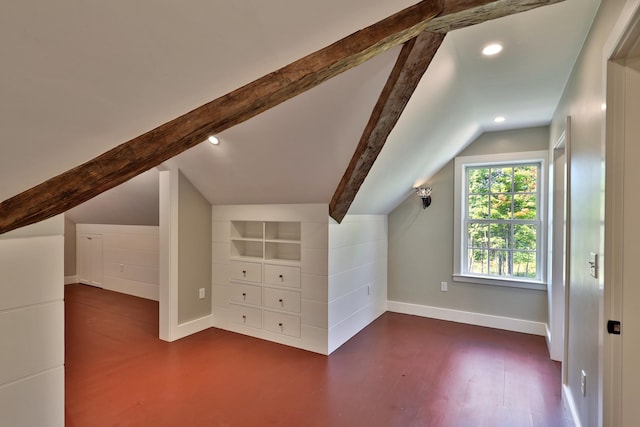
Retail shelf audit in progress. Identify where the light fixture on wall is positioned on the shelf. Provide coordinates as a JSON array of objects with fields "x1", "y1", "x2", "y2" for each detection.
[
  {"x1": 207, "y1": 135, "x2": 220, "y2": 145},
  {"x1": 415, "y1": 186, "x2": 432, "y2": 209}
]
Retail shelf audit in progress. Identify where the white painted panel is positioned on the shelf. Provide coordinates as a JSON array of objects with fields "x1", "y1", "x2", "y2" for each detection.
[
  {"x1": 212, "y1": 284, "x2": 229, "y2": 308},
  {"x1": 229, "y1": 260, "x2": 262, "y2": 283},
  {"x1": 212, "y1": 204, "x2": 328, "y2": 223},
  {"x1": 328, "y1": 263, "x2": 377, "y2": 301},
  {"x1": 103, "y1": 249, "x2": 159, "y2": 268},
  {"x1": 329, "y1": 303, "x2": 384, "y2": 354},
  {"x1": 103, "y1": 262, "x2": 159, "y2": 284},
  {"x1": 302, "y1": 222, "x2": 329, "y2": 249},
  {"x1": 328, "y1": 286, "x2": 369, "y2": 327},
  {"x1": 103, "y1": 233, "x2": 158, "y2": 252},
  {"x1": 212, "y1": 263, "x2": 230, "y2": 286},
  {"x1": 301, "y1": 273, "x2": 328, "y2": 301},
  {"x1": 302, "y1": 299, "x2": 328, "y2": 328},
  {"x1": 211, "y1": 221, "x2": 230, "y2": 242},
  {"x1": 0, "y1": 236, "x2": 63, "y2": 311},
  {"x1": 229, "y1": 304, "x2": 262, "y2": 328},
  {"x1": 0, "y1": 367, "x2": 64, "y2": 427},
  {"x1": 328, "y1": 242, "x2": 377, "y2": 275},
  {"x1": 212, "y1": 242, "x2": 230, "y2": 263},
  {"x1": 301, "y1": 248, "x2": 328, "y2": 276},
  {"x1": 102, "y1": 277, "x2": 159, "y2": 301},
  {"x1": 264, "y1": 264, "x2": 300, "y2": 288},
  {"x1": 228, "y1": 283, "x2": 262, "y2": 306},
  {"x1": 0, "y1": 302, "x2": 64, "y2": 386}
]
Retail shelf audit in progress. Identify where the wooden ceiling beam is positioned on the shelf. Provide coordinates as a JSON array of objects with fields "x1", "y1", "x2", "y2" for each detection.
[
  {"x1": 328, "y1": 0, "x2": 566, "y2": 223},
  {"x1": 0, "y1": 1, "x2": 443, "y2": 234},
  {"x1": 330, "y1": 32, "x2": 446, "y2": 223}
]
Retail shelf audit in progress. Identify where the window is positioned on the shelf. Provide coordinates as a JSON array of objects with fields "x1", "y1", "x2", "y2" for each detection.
[{"x1": 453, "y1": 151, "x2": 547, "y2": 290}]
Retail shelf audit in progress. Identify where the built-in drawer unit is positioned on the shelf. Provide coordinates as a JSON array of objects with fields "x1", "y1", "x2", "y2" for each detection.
[
  {"x1": 228, "y1": 283, "x2": 262, "y2": 306},
  {"x1": 230, "y1": 260, "x2": 262, "y2": 283},
  {"x1": 263, "y1": 287, "x2": 301, "y2": 313},
  {"x1": 229, "y1": 304, "x2": 263, "y2": 329},
  {"x1": 263, "y1": 310, "x2": 301, "y2": 337},
  {"x1": 264, "y1": 264, "x2": 301, "y2": 288}
]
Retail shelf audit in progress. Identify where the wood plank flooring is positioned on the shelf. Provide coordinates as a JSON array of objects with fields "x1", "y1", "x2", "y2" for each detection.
[{"x1": 64, "y1": 284, "x2": 573, "y2": 426}]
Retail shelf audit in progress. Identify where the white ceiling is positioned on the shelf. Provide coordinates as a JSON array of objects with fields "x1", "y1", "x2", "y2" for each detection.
[{"x1": 1, "y1": 0, "x2": 600, "y2": 225}]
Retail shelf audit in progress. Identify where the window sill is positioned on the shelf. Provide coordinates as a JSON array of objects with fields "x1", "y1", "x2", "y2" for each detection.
[{"x1": 452, "y1": 274, "x2": 547, "y2": 291}]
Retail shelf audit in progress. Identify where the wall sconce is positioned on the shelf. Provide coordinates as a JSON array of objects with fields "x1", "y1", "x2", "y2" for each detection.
[{"x1": 415, "y1": 186, "x2": 432, "y2": 209}]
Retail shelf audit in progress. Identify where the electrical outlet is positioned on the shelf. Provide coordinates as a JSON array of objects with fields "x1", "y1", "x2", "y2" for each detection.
[
  {"x1": 440, "y1": 281, "x2": 448, "y2": 292},
  {"x1": 581, "y1": 370, "x2": 587, "y2": 396},
  {"x1": 199, "y1": 288, "x2": 205, "y2": 299}
]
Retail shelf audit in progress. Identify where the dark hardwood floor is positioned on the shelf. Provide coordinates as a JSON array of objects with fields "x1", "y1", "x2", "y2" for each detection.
[{"x1": 64, "y1": 284, "x2": 573, "y2": 426}]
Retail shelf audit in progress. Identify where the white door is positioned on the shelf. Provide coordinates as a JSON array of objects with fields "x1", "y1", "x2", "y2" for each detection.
[
  {"x1": 605, "y1": 53, "x2": 640, "y2": 427},
  {"x1": 77, "y1": 233, "x2": 103, "y2": 287}
]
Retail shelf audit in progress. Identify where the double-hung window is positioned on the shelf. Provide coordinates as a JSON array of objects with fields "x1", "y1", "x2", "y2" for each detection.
[{"x1": 453, "y1": 151, "x2": 547, "y2": 290}]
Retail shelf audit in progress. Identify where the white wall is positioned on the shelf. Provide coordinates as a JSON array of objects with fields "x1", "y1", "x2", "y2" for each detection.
[
  {"x1": 549, "y1": 1, "x2": 626, "y2": 425},
  {"x1": 76, "y1": 224, "x2": 159, "y2": 300},
  {"x1": 387, "y1": 127, "x2": 549, "y2": 335},
  {"x1": 0, "y1": 216, "x2": 64, "y2": 427},
  {"x1": 328, "y1": 215, "x2": 387, "y2": 353}
]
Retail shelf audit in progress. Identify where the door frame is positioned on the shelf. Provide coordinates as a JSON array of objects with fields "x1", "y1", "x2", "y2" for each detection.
[{"x1": 603, "y1": 2, "x2": 640, "y2": 426}]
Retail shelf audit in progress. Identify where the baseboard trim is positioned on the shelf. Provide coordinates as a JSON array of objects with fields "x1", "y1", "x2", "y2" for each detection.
[
  {"x1": 563, "y1": 384, "x2": 581, "y2": 427},
  {"x1": 64, "y1": 275, "x2": 78, "y2": 285},
  {"x1": 169, "y1": 315, "x2": 212, "y2": 342},
  {"x1": 387, "y1": 301, "x2": 547, "y2": 336}
]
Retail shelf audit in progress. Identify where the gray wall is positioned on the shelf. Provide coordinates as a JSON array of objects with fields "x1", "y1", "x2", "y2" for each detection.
[
  {"x1": 178, "y1": 171, "x2": 212, "y2": 324},
  {"x1": 64, "y1": 215, "x2": 76, "y2": 277},
  {"x1": 550, "y1": 2, "x2": 625, "y2": 425},
  {"x1": 388, "y1": 126, "x2": 549, "y2": 323}
]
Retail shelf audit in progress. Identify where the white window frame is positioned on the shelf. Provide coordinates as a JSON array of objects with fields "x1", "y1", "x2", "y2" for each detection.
[{"x1": 453, "y1": 150, "x2": 548, "y2": 291}]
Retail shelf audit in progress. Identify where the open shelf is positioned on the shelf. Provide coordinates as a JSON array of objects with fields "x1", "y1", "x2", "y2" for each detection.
[
  {"x1": 231, "y1": 221, "x2": 263, "y2": 240},
  {"x1": 230, "y1": 221, "x2": 301, "y2": 263},
  {"x1": 265, "y1": 222, "x2": 301, "y2": 242}
]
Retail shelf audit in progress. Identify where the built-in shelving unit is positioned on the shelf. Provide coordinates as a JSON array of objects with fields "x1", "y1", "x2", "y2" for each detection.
[
  {"x1": 230, "y1": 221, "x2": 301, "y2": 262},
  {"x1": 228, "y1": 221, "x2": 303, "y2": 338}
]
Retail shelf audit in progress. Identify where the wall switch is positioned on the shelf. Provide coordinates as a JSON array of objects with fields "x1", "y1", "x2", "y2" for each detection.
[
  {"x1": 581, "y1": 370, "x2": 587, "y2": 396},
  {"x1": 199, "y1": 288, "x2": 205, "y2": 299},
  {"x1": 589, "y1": 252, "x2": 598, "y2": 278},
  {"x1": 440, "y1": 281, "x2": 448, "y2": 292}
]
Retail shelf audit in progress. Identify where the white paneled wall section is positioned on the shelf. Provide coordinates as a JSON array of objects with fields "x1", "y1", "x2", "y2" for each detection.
[
  {"x1": 76, "y1": 224, "x2": 160, "y2": 300},
  {"x1": 328, "y1": 215, "x2": 388, "y2": 353},
  {"x1": 0, "y1": 216, "x2": 65, "y2": 427},
  {"x1": 211, "y1": 205, "x2": 387, "y2": 355}
]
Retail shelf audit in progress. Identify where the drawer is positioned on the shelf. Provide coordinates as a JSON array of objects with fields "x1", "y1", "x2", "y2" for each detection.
[
  {"x1": 264, "y1": 264, "x2": 301, "y2": 288},
  {"x1": 228, "y1": 283, "x2": 261, "y2": 306},
  {"x1": 230, "y1": 260, "x2": 262, "y2": 283},
  {"x1": 263, "y1": 310, "x2": 301, "y2": 337},
  {"x1": 263, "y1": 287, "x2": 301, "y2": 313},
  {"x1": 229, "y1": 304, "x2": 262, "y2": 329}
]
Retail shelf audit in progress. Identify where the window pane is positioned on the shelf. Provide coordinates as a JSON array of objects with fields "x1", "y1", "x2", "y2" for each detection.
[
  {"x1": 468, "y1": 195, "x2": 489, "y2": 219},
  {"x1": 514, "y1": 165, "x2": 537, "y2": 192},
  {"x1": 513, "y1": 194, "x2": 537, "y2": 219},
  {"x1": 489, "y1": 250, "x2": 510, "y2": 276},
  {"x1": 490, "y1": 167, "x2": 513, "y2": 193},
  {"x1": 490, "y1": 194, "x2": 512, "y2": 219},
  {"x1": 513, "y1": 251, "x2": 537, "y2": 278},
  {"x1": 468, "y1": 168, "x2": 489, "y2": 194},
  {"x1": 490, "y1": 223, "x2": 511, "y2": 249},
  {"x1": 468, "y1": 249, "x2": 488, "y2": 274},
  {"x1": 514, "y1": 224, "x2": 537, "y2": 250},
  {"x1": 468, "y1": 223, "x2": 488, "y2": 248}
]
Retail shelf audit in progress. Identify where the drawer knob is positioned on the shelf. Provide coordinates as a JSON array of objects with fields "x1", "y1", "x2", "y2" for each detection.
[
  {"x1": 278, "y1": 322, "x2": 283, "y2": 330},
  {"x1": 278, "y1": 298, "x2": 284, "y2": 305},
  {"x1": 242, "y1": 292, "x2": 246, "y2": 300},
  {"x1": 279, "y1": 274, "x2": 284, "y2": 281},
  {"x1": 242, "y1": 270, "x2": 247, "y2": 276}
]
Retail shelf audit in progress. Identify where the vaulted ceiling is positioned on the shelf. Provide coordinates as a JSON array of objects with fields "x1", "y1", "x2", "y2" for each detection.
[{"x1": 1, "y1": 0, "x2": 599, "y2": 230}]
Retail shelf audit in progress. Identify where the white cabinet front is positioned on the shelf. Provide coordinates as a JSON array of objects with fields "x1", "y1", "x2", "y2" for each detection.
[
  {"x1": 263, "y1": 311, "x2": 301, "y2": 337},
  {"x1": 264, "y1": 264, "x2": 301, "y2": 288},
  {"x1": 263, "y1": 287, "x2": 301, "y2": 313},
  {"x1": 228, "y1": 283, "x2": 262, "y2": 306},
  {"x1": 230, "y1": 260, "x2": 262, "y2": 283},
  {"x1": 229, "y1": 304, "x2": 263, "y2": 329}
]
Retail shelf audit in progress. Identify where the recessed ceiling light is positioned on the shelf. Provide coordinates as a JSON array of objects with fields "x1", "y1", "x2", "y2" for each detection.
[
  {"x1": 494, "y1": 116, "x2": 506, "y2": 123},
  {"x1": 207, "y1": 135, "x2": 220, "y2": 145},
  {"x1": 482, "y1": 43, "x2": 503, "y2": 56}
]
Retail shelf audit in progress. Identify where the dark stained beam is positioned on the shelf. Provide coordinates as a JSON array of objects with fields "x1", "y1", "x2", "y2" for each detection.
[
  {"x1": 329, "y1": 0, "x2": 566, "y2": 222},
  {"x1": 425, "y1": 0, "x2": 566, "y2": 33},
  {"x1": 329, "y1": 32, "x2": 446, "y2": 223},
  {"x1": 0, "y1": 1, "x2": 443, "y2": 234}
]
